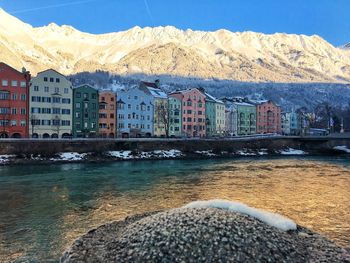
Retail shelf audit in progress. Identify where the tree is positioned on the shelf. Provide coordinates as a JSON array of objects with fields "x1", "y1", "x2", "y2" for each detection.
[{"x1": 155, "y1": 100, "x2": 169, "y2": 137}]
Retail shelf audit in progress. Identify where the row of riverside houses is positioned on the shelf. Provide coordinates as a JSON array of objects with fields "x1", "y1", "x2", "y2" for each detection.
[{"x1": 0, "y1": 62, "x2": 304, "y2": 139}]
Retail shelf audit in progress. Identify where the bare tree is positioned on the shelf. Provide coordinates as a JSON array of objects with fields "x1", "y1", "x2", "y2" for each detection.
[{"x1": 155, "y1": 100, "x2": 169, "y2": 137}]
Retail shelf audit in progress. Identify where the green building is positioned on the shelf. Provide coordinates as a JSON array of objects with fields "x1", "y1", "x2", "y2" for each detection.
[
  {"x1": 236, "y1": 102, "x2": 256, "y2": 135},
  {"x1": 72, "y1": 84, "x2": 99, "y2": 138},
  {"x1": 168, "y1": 96, "x2": 182, "y2": 137},
  {"x1": 205, "y1": 92, "x2": 225, "y2": 137}
]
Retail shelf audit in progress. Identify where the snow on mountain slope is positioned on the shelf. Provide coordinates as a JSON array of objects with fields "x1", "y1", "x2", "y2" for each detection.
[{"x1": 0, "y1": 8, "x2": 349, "y2": 82}]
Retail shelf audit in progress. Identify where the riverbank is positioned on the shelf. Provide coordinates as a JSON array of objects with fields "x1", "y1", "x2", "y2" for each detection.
[
  {"x1": 61, "y1": 203, "x2": 350, "y2": 262},
  {"x1": 1, "y1": 136, "x2": 350, "y2": 165}
]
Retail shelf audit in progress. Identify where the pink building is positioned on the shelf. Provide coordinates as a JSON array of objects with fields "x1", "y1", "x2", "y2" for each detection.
[
  {"x1": 255, "y1": 100, "x2": 282, "y2": 134},
  {"x1": 170, "y1": 88, "x2": 206, "y2": 137}
]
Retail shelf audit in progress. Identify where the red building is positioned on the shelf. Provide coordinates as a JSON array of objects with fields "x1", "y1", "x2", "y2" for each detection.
[
  {"x1": 255, "y1": 100, "x2": 282, "y2": 134},
  {"x1": 0, "y1": 62, "x2": 31, "y2": 138},
  {"x1": 170, "y1": 88, "x2": 206, "y2": 137}
]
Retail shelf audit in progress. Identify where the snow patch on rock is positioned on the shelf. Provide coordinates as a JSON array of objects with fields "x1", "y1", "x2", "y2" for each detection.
[
  {"x1": 183, "y1": 199, "x2": 297, "y2": 231},
  {"x1": 0, "y1": 155, "x2": 15, "y2": 164}
]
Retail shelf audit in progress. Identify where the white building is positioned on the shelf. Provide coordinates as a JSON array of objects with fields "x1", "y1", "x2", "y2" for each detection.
[{"x1": 29, "y1": 69, "x2": 73, "y2": 138}]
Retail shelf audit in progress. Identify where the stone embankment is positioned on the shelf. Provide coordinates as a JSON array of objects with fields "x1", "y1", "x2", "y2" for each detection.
[
  {"x1": 0, "y1": 136, "x2": 349, "y2": 165},
  {"x1": 61, "y1": 207, "x2": 350, "y2": 263}
]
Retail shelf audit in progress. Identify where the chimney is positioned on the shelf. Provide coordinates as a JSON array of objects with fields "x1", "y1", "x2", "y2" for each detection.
[{"x1": 155, "y1": 79, "x2": 160, "y2": 88}]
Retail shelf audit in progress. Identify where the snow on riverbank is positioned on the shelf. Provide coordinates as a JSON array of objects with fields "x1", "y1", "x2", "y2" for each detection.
[
  {"x1": 107, "y1": 150, "x2": 183, "y2": 159},
  {"x1": 50, "y1": 152, "x2": 88, "y2": 161},
  {"x1": 333, "y1": 145, "x2": 350, "y2": 153},
  {"x1": 183, "y1": 199, "x2": 297, "y2": 231},
  {"x1": 195, "y1": 150, "x2": 217, "y2": 157},
  {"x1": 279, "y1": 148, "x2": 307, "y2": 155},
  {"x1": 0, "y1": 155, "x2": 15, "y2": 164}
]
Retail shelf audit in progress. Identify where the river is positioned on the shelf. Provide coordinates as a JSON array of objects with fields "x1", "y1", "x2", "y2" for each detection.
[{"x1": 0, "y1": 156, "x2": 349, "y2": 262}]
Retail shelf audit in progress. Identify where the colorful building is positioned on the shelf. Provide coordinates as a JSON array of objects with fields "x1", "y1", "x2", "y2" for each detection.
[
  {"x1": 98, "y1": 90, "x2": 116, "y2": 138},
  {"x1": 0, "y1": 62, "x2": 31, "y2": 138},
  {"x1": 223, "y1": 98, "x2": 238, "y2": 136},
  {"x1": 282, "y1": 111, "x2": 301, "y2": 135},
  {"x1": 236, "y1": 101, "x2": 256, "y2": 135},
  {"x1": 29, "y1": 69, "x2": 73, "y2": 138},
  {"x1": 168, "y1": 96, "x2": 182, "y2": 137},
  {"x1": 170, "y1": 88, "x2": 206, "y2": 137},
  {"x1": 139, "y1": 81, "x2": 168, "y2": 137},
  {"x1": 205, "y1": 92, "x2": 225, "y2": 137},
  {"x1": 253, "y1": 100, "x2": 281, "y2": 134},
  {"x1": 116, "y1": 86, "x2": 154, "y2": 137},
  {"x1": 72, "y1": 84, "x2": 99, "y2": 138}
]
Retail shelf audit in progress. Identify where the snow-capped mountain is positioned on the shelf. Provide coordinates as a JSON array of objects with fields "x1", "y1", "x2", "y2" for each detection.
[{"x1": 0, "y1": 8, "x2": 349, "y2": 83}]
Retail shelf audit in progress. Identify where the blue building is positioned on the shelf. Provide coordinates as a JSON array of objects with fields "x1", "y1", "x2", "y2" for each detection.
[{"x1": 116, "y1": 86, "x2": 154, "y2": 137}]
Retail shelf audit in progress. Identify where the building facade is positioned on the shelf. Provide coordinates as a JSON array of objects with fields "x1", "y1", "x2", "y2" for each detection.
[
  {"x1": 116, "y1": 86, "x2": 154, "y2": 137},
  {"x1": 168, "y1": 96, "x2": 182, "y2": 137},
  {"x1": 140, "y1": 81, "x2": 168, "y2": 137},
  {"x1": 29, "y1": 69, "x2": 73, "y2": 138},
  {"x1": 282, "y1": 111, "x2": 301, "y2": 135},
  {"x1": 98, "y1": 91, "x2": 116, "y2": 138},
  {"x1": 236, "y1": 102, "x2": 256, "y2": 135},
  {"x1": 72, "y1": 84, "x2": 99, "y2": 138},
  {"x1": 254, "y1": 100, "x2": 281, "y2": 134},
  {"x1": 205, "y1": 92, "x2": 225, "y2": 137},
  {"x1": 223, "y1": 98, "x2": 238, "y2": 136},
  {"x1": 0, "y1": 62, "x2": 31, "y2": 138},
  {"x1": 170, "y1": 88, "x2": 206, "y2": 137}
]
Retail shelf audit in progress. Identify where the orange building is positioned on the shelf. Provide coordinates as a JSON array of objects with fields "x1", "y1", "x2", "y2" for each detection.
[
  {"x1": 0, "y1": 62, "x2": 31, "y2": 138},
  {"x1": 255, "y1": 100, "x2": 281, "y2": 134},
  {"x1": 98, "y1": 91, "x2": 116, "y2": 138}
]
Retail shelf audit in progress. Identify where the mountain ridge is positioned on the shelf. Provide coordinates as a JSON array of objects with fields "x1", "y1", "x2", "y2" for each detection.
[{"x1": 0, "y1": 8, "x2": 349, "y2": 83}]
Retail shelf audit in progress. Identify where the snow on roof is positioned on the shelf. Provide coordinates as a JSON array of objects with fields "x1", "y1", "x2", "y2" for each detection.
[
  {"x1": 233, "y1": 102, "x2": 255, "y2": 107},
  {"x1": 205, "y1": 92, "x2": 224, "y2": 104},
  {"x1": 146, "y1": 87, "x2": 168, "y2": 99},
  {"x1": 183, "y1": 199, "x2": 297, "y2": 231}
]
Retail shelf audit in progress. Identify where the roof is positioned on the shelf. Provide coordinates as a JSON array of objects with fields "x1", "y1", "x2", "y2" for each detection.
[
  {"x1": 205, "y1": 92, "x2": 224, "y2": 104},
  {"x1": 0, "y1": 62, "x2": 29, "y2": 75},
  {"x1": 141, "y1": 81, "x2": 158, "y2": 89},
  {"x1": 142, "y1": 86, "x2": 167, "y2": 99},
  {"x1": 74, "y1": 84, "x2": 99, "y2": 91},
  {"x1": 36, "y1": 68, "x2": 68, "y2": 79}
]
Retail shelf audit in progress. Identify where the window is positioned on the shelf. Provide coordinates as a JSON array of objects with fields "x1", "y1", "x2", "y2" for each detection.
[
  {"x1": 83, "y1": 93, "x2": 88, "y2": 99},
  {"x1": 62, "y1": 98, "x2": 71, "y2": 104},
  {"x1": 91, "y1": 93, "x2": 96, "y2": 99},
  {"x1": 134, "y1": 96, "x2": 138, "y2": 99},
  {"x1": 110, "y1": 113, "x2": 114, "y2": 118},
  {"x1": 11, "y1": 120, "x2": 17, "y2": 126},
  {"x1": 2, "y1": 80, "x2": 8, "y2": 86},
  {"x1": 34, "y1": 86, "x2": 39, "y2": 91},
  {"x1": 75, "y1": 103, "x2": 81, "y2": 108},
  {"x1": 56, "y1": 78, "x2": 60, "y2": 83},
  {"x1": 128, "y1": 104, "x2": 131, "y2": 109},
  {"x1": 50, "y1": 78, "x2": 54, "y2": 82},
  {"x1": 92, "y1": 103, "x2": 96, "y2": 109},
  {"x1": 76, "y1": 92, "x2": 81, "y2": 98},
  {"x1": 147, "y1": 106, "x2": 150, "y2": 111},
  {"x1": 52, "y1": 97, "x2": 61, "y2": 103},
  {"x1": 52, "y1": 108, "x2": 60, "y2": 114},
  {"x1": 21, "y1": 108, "x2": 26, "y2": 115},
  {"x1": 84, "y1": 102, "x2": 88, "y2": 109},
  {"x1": 54, "y1": 87, "x2": 60, "y2": 93},
  {"x1": 31, "y1": 119, "x2": 40, "y2": 126},
  {"x1": 11, "y1": 108, "x2": 17, "y2": 115},
  {"x1": 0, "y1": 108, "x2": 10, "y2": 114},
  {"x1": 42, "y1": 108, "x2": 51, "y2": 114},
  {"x1": 76, "y1": 122, "x2": 81, "y2": 129},
  {"x1": 20, "y1": 81, "x2": 26, "y2": 88},
  {"x1": 61, "y1": 120, "x2": 70, "y2": 126},
  {"x1": 20, "y1": 120, "x2": 26, "y2": 127},
  {"x1": 110, "y1": 105, "x2": 114, "y2": 110},
  {"x1": 44, "y1": 86, "x2": 49, "y2": 92},
  {"x1": 75, "y1": 112, "x2": 80, "y2": 118},
  {"x1": 0, "y1": 120, "x2": 9, "y2": 126},
  {"x1": 11, "y1": 80, "x2": 17, "y2": 87},
  {"x1": 91, "y1": 122, "x2": 96, "y2": 128},
  {"x1": 31, "y1": 107, "x2": 41, "y2": 114},
  {"x1": 31, "y1": 96, "x2": 41, "y2": 102},
  {"x1": 42, "y1": 97, "x2": 51, "y2": 103},
  {"x1": 52, "y1": 119, "x2": 60, "y2": 126},
  {"x1": 44, "y1": 77, "x2": 48, "y2": 82},
  {"x1": 41, "y1": 120, "x2": 51, "y2": 126},
  {"x1": 21, "y1": 94, "x2": 26, "y2": 101},
  {"x1": 0, "y1": 92, "x2": 9, "y2": 100},
  {"x1": 62, "y1": 109, "x2": 70, "y2": 115}
]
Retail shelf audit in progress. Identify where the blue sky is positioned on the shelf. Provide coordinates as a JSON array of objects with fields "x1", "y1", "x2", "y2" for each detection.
[{"x1": 0, "y1": 0, "x2": 349, "y2": 46}]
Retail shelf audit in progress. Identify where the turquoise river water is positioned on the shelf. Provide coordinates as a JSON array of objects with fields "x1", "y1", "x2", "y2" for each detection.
[{"x1": 0, "y1": 156, "x2": 349, "y2": 262}]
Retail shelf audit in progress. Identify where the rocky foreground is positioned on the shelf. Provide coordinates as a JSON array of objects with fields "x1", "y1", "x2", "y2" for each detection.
[{"x1": 61, "y1": 208, "x2": 349, "y2": 263}]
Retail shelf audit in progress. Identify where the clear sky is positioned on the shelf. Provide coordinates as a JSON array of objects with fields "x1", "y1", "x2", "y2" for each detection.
[{"x1": 0, "y1": 0, "x2": 349, "y2": 46}]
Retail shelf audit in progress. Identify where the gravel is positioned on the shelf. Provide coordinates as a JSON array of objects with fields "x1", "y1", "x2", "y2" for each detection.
[{"x1": 60, "y1": 208, "x2": 350, "y2": 263}]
